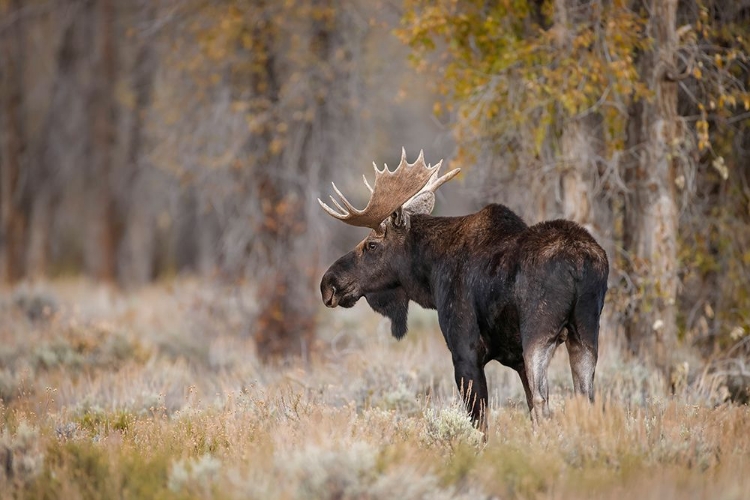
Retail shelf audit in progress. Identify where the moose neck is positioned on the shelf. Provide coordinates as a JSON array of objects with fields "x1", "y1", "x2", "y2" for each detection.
[
  {"x1": 396, "y1": 214, "x2": 462, "y2": 310},
  {"x1": 394, "y1": 204, "x2": 528, "y2": 311}
]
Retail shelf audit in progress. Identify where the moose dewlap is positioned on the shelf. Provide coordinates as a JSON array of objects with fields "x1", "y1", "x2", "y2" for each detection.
[{"x1": 319, "y1": 149, "x2": 608, "y2": 432}]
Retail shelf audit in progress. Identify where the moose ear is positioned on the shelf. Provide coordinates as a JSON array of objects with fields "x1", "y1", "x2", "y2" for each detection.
[
  {"x1": 402, "y1": 191, "x2": 435, "y2": 216},
  {"x1": 389, "y1": 207, "x2": 410, "y2": 230}
]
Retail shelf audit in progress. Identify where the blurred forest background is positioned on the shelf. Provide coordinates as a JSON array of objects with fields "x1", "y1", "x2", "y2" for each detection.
[{"x1": 1, "y1": 0, "x2": 749, "y2": 389}]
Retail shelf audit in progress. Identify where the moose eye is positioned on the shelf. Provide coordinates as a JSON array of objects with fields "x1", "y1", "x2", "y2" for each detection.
[{"x1": 366, "y1": 241, "x2": 378, "y2": 251}]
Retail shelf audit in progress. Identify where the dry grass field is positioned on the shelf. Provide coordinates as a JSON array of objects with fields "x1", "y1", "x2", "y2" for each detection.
[{"x1": 1, "y1": 280, "x2": 748, "y2": 499}]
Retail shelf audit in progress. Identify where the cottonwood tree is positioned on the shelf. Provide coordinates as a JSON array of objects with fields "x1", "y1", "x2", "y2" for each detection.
[
  {"x1": 0, "y1": 0, "x2": 28, "y2": 282},
  {"x1": 400, "y1": 0, "x2": 750, "y2": 370},
  {"x1": 85, "y1": 0, "x2": 119, "y2": 281},
  {"x1": 26, "y1": 1, "x2": 94, "y2": 278},
  {"x1": 673, "y1": 1, "x2": 750, "y2": 362},
  {"x1": 4, "y1": 0, "x2": 747, "y2": 372},
  {"x1": 117, "y1": 0, "x2": 160, "y2": 286},
  {"x1": 152, "y1": 0, "x2": 369, "y2": 361},
  {"x1": 3, "y1": 0, "x2": 128, "y2": 281}
]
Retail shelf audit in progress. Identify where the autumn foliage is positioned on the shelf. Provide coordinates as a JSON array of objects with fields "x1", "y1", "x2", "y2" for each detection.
[
  {"x1": 399, "y1": 0, "x2": 750, "y2": 372},
  {"x1": 0, "y1": 0, "x2": 749, "y2": 371}
]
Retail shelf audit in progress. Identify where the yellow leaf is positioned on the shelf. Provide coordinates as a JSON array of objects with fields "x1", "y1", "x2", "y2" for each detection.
[{"x1": 269, "y1": 138, "x2": 284, "y2": 155}]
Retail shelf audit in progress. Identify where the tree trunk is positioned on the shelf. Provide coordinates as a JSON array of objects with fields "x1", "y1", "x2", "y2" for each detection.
[
  {"x1": 241, "y1": 5, "x2": 323, "y2": 362},
  {"x1": 0, "y1": 0, "x2": 28, "y2": 282},
  {"x1": 85, "y1": 0, "x2": 118, "y2": 281},
  {"x1": 118, "y1": 2, "x2": 157, "y2": 287},
  {"x1": 560, "y1": 121, "x2": 593, "y2": 225},
  {"x1": 623, "y1": 0, "x2": 679, "y2": 369},
  {"x1": 253, "y1": 166, "x2": 315, "y2": 361},
  {"x1": 553, "y1": 0, "x2": 617, "y2": 341},
  {"x1": 555, "y1": 0, "x2": 594, "y2": 230},
  {"x1": 27, "y1": 5, "x2": 89, "y2": 279},
  {"x1": 26, "y1": 190, "x2": 52, "y2": 279}
]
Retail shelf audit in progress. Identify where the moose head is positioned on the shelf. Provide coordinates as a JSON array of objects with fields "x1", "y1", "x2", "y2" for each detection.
[{"x1": 318, "y1": 148, "x2": 459, "y2": 338}]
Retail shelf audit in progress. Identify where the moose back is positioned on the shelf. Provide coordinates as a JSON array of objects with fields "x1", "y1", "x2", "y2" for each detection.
[{"x1": 319, "y1": 149, "x2": 608, "y2": 431}]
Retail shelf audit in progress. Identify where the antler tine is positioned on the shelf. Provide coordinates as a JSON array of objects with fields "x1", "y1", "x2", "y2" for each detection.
[
  {"x1": 363, "y1": 175, "x2": 373, "y2": 193},
  {"x1": 423, "y1": 161, "x2": 461, "y2": 193},
  {"x1": 328, "y1": 194, "x2": 348, "y2": 215},
  {"x1": 415, "y1": 149, "x2": 425, "y2": 165},
  {"x1": 429, "y1": 168, "x2": 461, "y2": 192},
  {"x1": 394, "y1": 147, "x2": 410, "y2": 171},
  {"x1": 331, "y1": 182, "x2": 360, "y2": 214},
  {"x1": 401, "y1": 159, "x2": 460, "y2": 216},
  {"x1": 318, "y1": 198, "x2": 347, "y2": 219}
]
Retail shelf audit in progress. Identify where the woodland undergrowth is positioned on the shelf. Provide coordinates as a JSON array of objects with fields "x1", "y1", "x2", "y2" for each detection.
[{"x1": 0, "y1": 279, "x2": 748, "y2": 499}]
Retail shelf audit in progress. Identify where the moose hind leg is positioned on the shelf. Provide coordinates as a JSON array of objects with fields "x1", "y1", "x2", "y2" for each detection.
[
  {"x1": 566, "y1": 292, "x2": 602, "y2": 402},
  {"x1": 523, "y1": 338, "x2": 558, "y2": 423},
  {"x1": 514, "y1": 363, "x2": 533, "y2": 412},
  {"x1": 566, "y1": 338, "x2": 597, "y2": 401}
]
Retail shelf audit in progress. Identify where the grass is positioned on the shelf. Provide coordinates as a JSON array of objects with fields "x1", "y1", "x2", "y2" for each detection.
[{"x1": 0, "y1": 279, "x2": 748, "y2": 499}]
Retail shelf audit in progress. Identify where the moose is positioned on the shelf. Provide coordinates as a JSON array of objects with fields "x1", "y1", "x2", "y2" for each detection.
[{"x1": 319, "y1": 149, "x2": 608, "y2": 431}]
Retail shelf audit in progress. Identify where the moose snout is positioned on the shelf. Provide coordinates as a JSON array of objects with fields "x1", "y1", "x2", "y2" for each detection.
[
  {"x1": 322, "y1": 286, "x2": 338, "y2": 308},
  {"x1": 320, "y1": 262, "x2": 361, "y2": 308},
  {"x1": 320, "y1": 273, "x2": 339, "y2": 308}
]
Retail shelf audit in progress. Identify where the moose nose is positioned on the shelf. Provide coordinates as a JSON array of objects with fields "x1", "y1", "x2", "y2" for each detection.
[
  {"x1": 321, "y1": 272, "x2": 338, "y2": 308},
  {"x1": 323, "y1": 286, "x2": 338, "y2": 308}
]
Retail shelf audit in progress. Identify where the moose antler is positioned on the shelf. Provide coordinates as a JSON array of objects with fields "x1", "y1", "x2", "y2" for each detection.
[
  {"x1": 411, "y1": 163, "x2": 462, "y2": 202},
  {"x1": 319, "y1": 148, "x2": 457, "y2": 231}
]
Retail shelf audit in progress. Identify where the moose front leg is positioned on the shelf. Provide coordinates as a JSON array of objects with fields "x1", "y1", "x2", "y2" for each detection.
[
  {"x1": 440, "y1": 306, "x2": 489, "y2": 435},
  {"x1": 452, "y1": 354, "x2": 488, "y2": 434}
]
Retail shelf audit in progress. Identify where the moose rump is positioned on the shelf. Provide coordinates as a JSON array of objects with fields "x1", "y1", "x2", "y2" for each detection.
[{"x1": 487, "y1": 219, "x2": 609, "y2": 420}]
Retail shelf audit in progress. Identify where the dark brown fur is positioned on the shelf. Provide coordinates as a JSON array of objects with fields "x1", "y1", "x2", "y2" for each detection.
[{"x1": 321, "y1": 204, "x2": 608, "y2": 430}]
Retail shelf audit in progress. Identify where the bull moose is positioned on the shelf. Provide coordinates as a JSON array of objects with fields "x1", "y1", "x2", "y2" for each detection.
[{"x1": 318, "y1": 149, "x2": 608, "y2": 431}]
